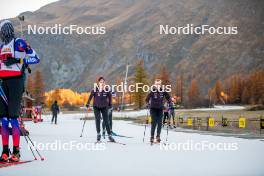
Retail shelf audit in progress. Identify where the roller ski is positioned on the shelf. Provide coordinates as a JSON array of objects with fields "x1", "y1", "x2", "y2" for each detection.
[
  {"x1": 107, "y1": 135, "x2": 126, "y2": 145},
  {"x1": 0, "y1": 160, "x2": 33, "y2": 168},
  {"x1": 111, "y1": 131, "x2": 133, "y2": 138}
]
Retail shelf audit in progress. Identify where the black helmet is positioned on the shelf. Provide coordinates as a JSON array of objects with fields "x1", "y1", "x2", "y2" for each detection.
[{"x1": 0, "y1": 20, "x2": 15, "y2": 44}]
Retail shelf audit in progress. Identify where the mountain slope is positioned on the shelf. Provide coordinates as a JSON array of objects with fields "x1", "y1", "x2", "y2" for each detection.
[{"x1": 12, "y1": 0, "x2": 264, "y2": 92}]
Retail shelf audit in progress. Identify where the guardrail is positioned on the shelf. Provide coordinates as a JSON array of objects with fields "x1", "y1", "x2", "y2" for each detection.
[{"x1": 165, "y1": 115, "x2": 264, "y2": 134}]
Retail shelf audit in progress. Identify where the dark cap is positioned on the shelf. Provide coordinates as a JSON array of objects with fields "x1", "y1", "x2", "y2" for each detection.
[{"x1": 98, "y1": 76, "x2": 105, "y2": 82}]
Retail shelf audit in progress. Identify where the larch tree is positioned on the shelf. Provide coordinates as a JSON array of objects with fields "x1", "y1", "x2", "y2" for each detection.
[
  {"x1": 175, "y1": 75, "x2": 183, "y2": 104},
  {"x1": 159, "y1": 64, "x2": 170, "y2": 86},
  {"x1": 26, "y1": 75, "x2": 34, "y2": 95},
  {"x1": 214, "y1": 80, "x2": 223, "y2": 102},
  {"x1": 33, "y1": 69, "x2": 45, "y2": 105},
  {"x1": 188, "y1": 79, "x2": 200, "y2": 107},
  {"x1": 52, "y1": 89, "x2": 62, "y2": 105}
]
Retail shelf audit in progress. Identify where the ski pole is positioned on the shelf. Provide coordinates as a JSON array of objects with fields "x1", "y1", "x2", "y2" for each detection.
[
  {"x1": 24, "y1": 134, "x2": 45, "y2": 161},
  {"x1": 165, "y1": 120, "x2": 169, "y2": 144},
  {"x1": 0, "y1": 88, "x2": 7, "y2": 100},
  {"x1": 0, "y1": 88, "x2": 7, "y2": 102},
  {"x1": 19, "y1": 122, "x2": 37, "y2": 160},
  {"x1": 164, "y1": 108, "x2": 172, "y2": 145},
  {"x1": 80, "y1": 119, "x2": 86, "y2": 137},
  {"x1": 143, "y1": 109, "x2": 149, "y2": 143},
  {"x1": 0, "y1": 81, "x2": 8, "y2": 105},
  {"x1": 165, "y1": 108, "x2": 177, "y2": 144},
  {"x1": 0, "y1": 88, "x2": 8, "y2": 105},
  {"x1": 0, "y1": 81, "x2": 7, "y2": 99},
  {"x1": 24, "y1": 135, "x2": 37, "y2": 160},
  {"x1": 80, "y1": 108, "x2": 90, "y2": 137},
  {"x1": 19, "y1": 112, "x2": 44, "y2": 161},
  {"x1": 17, "y1": 15, "x2": 31, "y2": 74},
  {"x1": 21, "y1": 115, "x2": 45, "y2": 160}
]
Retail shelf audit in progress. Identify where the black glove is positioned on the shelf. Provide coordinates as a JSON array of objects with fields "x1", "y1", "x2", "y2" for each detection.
[
  {"x1": 146, "y1": 104, "x2": 150, "y2": 109},
  {"x1": 85, "y1": 104, "x2": 90, "y2": 108},
  {"x1": 3, "y1": 57, "x2": 21, "y2": 67}
]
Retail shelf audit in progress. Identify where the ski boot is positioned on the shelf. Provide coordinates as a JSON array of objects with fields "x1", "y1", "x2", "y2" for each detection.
[
  {"x1": 156, "y1": 136, "x2": 161, "y2": 143},
  {"x1": 10, "y1": 146, "x2": 20, "y2": 162},
  {"x1": 108, "y1": 135, "x2": 115, "y2": 142},
  {"x1": 102, "y1": 131, "x2": 106, "y2": 139},
  {"x1": 97, "y1": 133, "x2": 101, "y2": 142},
  {"x1": 150, "y1": 136, "x2": 154, "y2": 144},
  {"x1": 0, "y1": 145, "x2": 9, "y2": 162}
]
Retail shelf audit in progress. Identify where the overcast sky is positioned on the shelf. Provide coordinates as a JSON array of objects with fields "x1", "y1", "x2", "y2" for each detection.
[{"x1": 0, "y1": 0, "x2": 59, "y2": 20}]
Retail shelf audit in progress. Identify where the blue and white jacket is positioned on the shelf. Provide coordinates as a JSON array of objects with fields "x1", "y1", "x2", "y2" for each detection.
[{"x1": 0, "y1": 38, "x2": 39, "y2": 78}]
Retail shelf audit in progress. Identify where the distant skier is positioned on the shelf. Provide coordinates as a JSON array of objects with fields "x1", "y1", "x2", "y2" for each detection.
[
  {"x1": 51, "y1": 100, "x2": 60, "y2": 125},
  {"x1": 162, "y1": 102, "x2": 170, "y2": 126},
  {"x1": 168, "y1": 99, "x2": 176, "y2": 128},
  {"x1": 0, "y1": 20, "x2": 39, "y2": 162},
  {"x1": 146, "y1": 79, "x2": 172, "y2": 144},
  {"x1": 86, "y1": 76, "x2": 115, "y2": 142}
]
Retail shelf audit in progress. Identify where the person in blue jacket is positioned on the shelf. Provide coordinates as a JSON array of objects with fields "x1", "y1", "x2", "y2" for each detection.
[{"x1": 0, "y1": 20, "x2": 39, "y2": 162}]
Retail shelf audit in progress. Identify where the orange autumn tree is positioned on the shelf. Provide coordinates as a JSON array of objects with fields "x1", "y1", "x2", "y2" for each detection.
[
  {"x1": 45, "y1": 89, "x2": 62, "y2": 107},
  {"x1": 248, "y1": 70, "x2": 264, "y2": 104},
  {"x1": 26, "y1": 75, "x2": 34, "y2": 95},
  {"x1": 45, "y1": 89, "x2": 89, "y2": 108},
  {"x1": 175, "y1": 75, "x2": 184, "y2": 104},
  {"x1": 159, "y1": 64, "x2": 171, "y2": 86},
  {"x1": 33, "y1": 69, "x2": 45, "y2": 105},
  {"x1": 214, "y1": 80, "x2": 222, "y2": 101},
  {"x1": 211, "y1": 69, "x2": 264, "y2": 105},
  {"x1": 188, "y1": 79, "x2": 200, "y2": 107}
]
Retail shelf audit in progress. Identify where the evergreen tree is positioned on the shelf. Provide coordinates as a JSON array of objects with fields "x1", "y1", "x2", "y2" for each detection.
[{"x1": 132, "y1": 60, "x2": 148, "y2": 109}]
